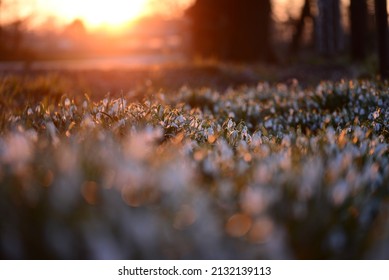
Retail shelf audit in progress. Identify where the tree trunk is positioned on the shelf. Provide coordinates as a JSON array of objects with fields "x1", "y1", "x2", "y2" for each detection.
[
  {"x1": 350, "y1": 0, "x2": 368, "y2": 61},
  {"x1": 316, "y1": 0, "x2": 343, "y2": 56},
  {"x1": 187, "y1": 0, "x2": 274, "y2": 62},
  {"x1": 289, "y1": 0, "x2": 313, "y2": 55},
  {"x1": 375, "y1": 0, "x2": 389, "y2": 78},
  {"x1": 228, "y1": 0, "x2": 273, "y2": 61}
]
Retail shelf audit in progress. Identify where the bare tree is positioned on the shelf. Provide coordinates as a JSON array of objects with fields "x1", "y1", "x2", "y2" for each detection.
[
  {"x1": 186, "y1": 0, "x2": 274, "y2": 62},
  {"x1": 289, "y1": 0, "x2": 314, "y2": 55},
  {"x1": 375, "y1": 0, "x2": 389, "y2": 78},
  {"x1": 350, "y1": 0, "x2": 369, "y2": 61},
  {"x1": 316, "y1": 0, "x2": 343, "y2": 56}
]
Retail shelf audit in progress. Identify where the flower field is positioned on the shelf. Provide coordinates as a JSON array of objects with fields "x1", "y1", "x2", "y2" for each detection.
[{"x1": 0, "y1": 75, "x2": 388, "y2": 259}]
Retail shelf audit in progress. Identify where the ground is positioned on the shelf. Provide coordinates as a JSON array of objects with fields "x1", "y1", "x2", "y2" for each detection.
[{"x1": 0, "y1": 65, "x2": 388, "y2": 259}]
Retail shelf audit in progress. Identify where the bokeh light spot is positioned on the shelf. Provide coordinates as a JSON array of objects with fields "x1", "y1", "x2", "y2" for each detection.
[{"x1": 226, "y1": 213, "x2": 252, "y2": 238}]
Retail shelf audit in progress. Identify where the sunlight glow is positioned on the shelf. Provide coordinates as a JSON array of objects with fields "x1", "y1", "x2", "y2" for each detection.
[
  {"x1": 36, "y1": 0, "x2": 150, "y2": 30},
  {"x1": 2, "y1": 0, "x2": 196, "y2": 32}
]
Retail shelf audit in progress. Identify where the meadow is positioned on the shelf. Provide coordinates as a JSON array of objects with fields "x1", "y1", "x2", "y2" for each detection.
[{"x1": 0, "y1": 70, "x2": 388, "y2": 259}]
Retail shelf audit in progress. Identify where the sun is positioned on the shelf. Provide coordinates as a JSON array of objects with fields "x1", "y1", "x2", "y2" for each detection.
[{"x1": 41, "y1": 0, "x2": 150, "y2": 31}]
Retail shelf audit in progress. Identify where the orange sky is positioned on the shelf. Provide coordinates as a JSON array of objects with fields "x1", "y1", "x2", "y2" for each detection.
[{"x1": 1, "y1": 0, "x2": 194, "y2": 32}]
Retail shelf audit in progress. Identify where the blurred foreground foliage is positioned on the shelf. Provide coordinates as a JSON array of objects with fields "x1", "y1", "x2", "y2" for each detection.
[{"x1": 0, "y1": 74, "x2": 388, "y2": 259}]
